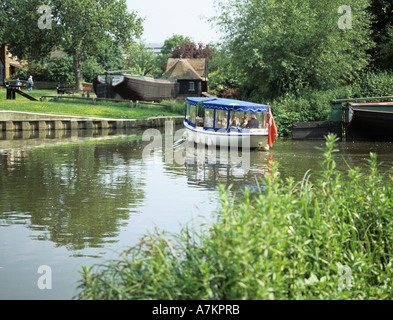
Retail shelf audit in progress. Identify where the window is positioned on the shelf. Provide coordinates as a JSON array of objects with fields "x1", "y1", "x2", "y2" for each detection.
[
  {"x1": 230, "y1": 111, "x2": 267, "y2": 130},
  {"x1": 204, "y1": 109, "x2": 214, "y2": 128},
  {"x1": 189, "y1": 81, "x2": 195, "y2": 91},
  {"x1": 190, "y1": 104, "x2": 197, "y2": 125},
  {"x1": 215, "y1": 110, "x2": 229, "y2": 130}
]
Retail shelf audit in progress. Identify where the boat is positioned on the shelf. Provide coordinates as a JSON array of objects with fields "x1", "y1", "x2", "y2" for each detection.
[
  {"x1": 182, "y1": 97, "x2": 277, "y2": 150},
  {"x1": 347, "y1": 101, "x2": 393, "y2": 140},
  {"x1": 93, "y1": 73, "x2": 179, "y2": 102}
]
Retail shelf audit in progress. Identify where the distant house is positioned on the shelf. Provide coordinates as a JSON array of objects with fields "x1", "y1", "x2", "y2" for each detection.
[
  {"x1": 163, "y1": 58, "x2": 208, "y2": 97},
  {"x1": 146, "y1": 43, "x2": 164, "y2": 55},
  {"x1": 0, "y1": 45, "x2": 25, "y2": 84}
]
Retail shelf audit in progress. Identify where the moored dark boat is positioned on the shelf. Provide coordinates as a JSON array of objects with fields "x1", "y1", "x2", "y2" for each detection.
[
  {"x1": 347, "y1": 102, "x2": 393, "y2": 140},
  {"x1": 93, "y1": 73, "x2": 179, "y2": 102}
]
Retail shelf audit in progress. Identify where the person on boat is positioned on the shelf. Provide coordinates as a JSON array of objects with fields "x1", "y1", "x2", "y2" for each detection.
[
  {"x1": 241, "y1": 116, "x2": 249, "y2": 129},
  {"x1": 230, "y1": 116, "x2": 239, "y2": 128},
  {"x1": 221, "y1": 117, "x2": 227, "y2": 129},
  {"x1": 205, "y1": 111, "x2": 213, "y2": 127},
  {"x1": 248, "y1": 113, "x2": 259, "y2": 128}
]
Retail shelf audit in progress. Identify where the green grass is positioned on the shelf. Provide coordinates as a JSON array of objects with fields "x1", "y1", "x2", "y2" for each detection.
[
  {"x1": 76, "y1": 134, "x2": 393, "y2": 300},
  {"x1": 0, "y1": 89, "x2": 185, "y2": 119}
]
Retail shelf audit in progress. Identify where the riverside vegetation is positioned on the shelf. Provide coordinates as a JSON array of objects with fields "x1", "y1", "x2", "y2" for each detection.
[{"x1": 76, "y1": 135, "x2": 393, "y2": 299}]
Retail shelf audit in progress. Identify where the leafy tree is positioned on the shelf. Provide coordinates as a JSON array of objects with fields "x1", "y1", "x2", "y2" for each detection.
[
  {"x1": 53, "y1": 0, "x2": 143, "y2": 90},
  {"x1": 208, "y1": 45, "x2": 246, "y2": 96},
  {"x1": 2, "y1": 0, "x2": 58, "y2": 60},
  {"x1": 93, "y1": 44, "x2": 127, "y2": 73},
  {"x1": 172, "y1": 42, "x2": 215, "y2": 62},
  {"x1": 81, "y1": 56, "x2": 105, "y2": 83},
  {"x1": 124, "y1": 40, "x2": 158, "y2": 77},
  {"x1": 153, "y1": 34, "x2": 191, "y2": 77},
  {"x1": 46, "y1": 56, "x2": 74, "y2": 83},
  {"x1": 3, "y1": 0, "x2": 143, "y2": 90},
  {"x1": 212, "y1": 0, "x2": 374, "y2": 98},
  {"x1": 368, "y1": 0, "x2": 393, "y2": 70}
]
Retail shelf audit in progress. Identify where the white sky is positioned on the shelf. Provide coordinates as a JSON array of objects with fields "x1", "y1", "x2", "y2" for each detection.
[{"x1": 126, "y1": 0, "x2": 222, "y2": 45}]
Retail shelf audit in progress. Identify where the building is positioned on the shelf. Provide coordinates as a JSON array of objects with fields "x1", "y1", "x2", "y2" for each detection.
[
  {"x1": 146, "y1": 43, "x2": 164, "y2": 55},
  {"x1": 163, "y1": 58, "x2": 208, "y2": 97},
  {"x1": 0, "y1": 45, "x2": 25, "y2": 84}
]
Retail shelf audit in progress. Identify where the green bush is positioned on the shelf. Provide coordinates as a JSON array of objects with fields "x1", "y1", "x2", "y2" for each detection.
[
  {"x1": 351, "y1": 70, "x2": 393, "y2": 98},
  {"x1": 76, "y1": 135, "x2": 393, "y2": 300}
]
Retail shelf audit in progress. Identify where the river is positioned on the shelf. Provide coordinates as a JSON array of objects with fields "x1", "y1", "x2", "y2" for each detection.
[{"x1": 0, "y1": 127, "x2": 392, "y2": 299}]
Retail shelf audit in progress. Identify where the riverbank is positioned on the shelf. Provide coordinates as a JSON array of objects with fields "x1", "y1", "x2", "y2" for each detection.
[{"x1": 0, "y1": 88, "x2": 185, "y2": 120}]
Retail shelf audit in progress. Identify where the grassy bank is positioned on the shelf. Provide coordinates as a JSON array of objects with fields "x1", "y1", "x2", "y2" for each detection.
[
  {"x1": 0, "y1": 89, "x2": 185, "y2": 119},
  {"x1": 76, "y1": 135, "x2": 393, "y2": 300}
]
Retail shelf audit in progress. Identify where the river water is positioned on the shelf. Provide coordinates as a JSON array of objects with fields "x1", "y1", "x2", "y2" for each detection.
[{"x1": 1, "y1": 127, "x2": 393, "y2": 299}]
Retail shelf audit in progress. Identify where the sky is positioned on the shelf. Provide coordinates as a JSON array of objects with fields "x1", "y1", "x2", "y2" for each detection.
[{"x1": 126, "y1": 0, "x2": 223, "y2": 45}]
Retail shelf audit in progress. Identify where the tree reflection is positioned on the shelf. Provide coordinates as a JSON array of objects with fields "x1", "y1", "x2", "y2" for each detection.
[{"x1": 0, "y1": 135, "x2": 147, "y2": 251}]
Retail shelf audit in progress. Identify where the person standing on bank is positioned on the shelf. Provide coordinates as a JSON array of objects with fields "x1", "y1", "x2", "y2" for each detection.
[
  {"x1": 15, "y1": 78, "x2": 21, "y2": 89},
  {"x1": 28, "y1": 76, "x2": 33, "y2": 91}
]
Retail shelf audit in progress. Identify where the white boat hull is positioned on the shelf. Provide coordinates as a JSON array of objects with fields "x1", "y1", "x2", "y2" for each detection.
[{"x1": 183, "y1": 121, "x2": 269, "y2": 150}]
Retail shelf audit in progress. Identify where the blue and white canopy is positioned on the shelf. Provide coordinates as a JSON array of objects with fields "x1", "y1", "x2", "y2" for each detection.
[{"x1": 186, "y1": 97, "x2": 268, "y2": 113}]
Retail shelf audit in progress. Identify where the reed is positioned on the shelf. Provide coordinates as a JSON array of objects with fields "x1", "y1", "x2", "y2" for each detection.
[{"x1": 76, "y1": 134, "x2": 393, "y2": 300}]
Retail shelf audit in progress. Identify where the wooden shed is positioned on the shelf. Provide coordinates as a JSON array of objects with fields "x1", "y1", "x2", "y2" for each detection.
[{"x1": 163, "y1": 58, "x2": 208, "y2": 97}]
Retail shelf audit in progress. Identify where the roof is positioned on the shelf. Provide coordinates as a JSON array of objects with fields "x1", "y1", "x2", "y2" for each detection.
[
  {"x1": 186, "y1": 97, "x2": 269, "y2": 112},
  {"x1": 50, "y1": 50, "x2": 68, "y2": 58},
  {"x1": 163, "y1": 58, "x2": 203, "y2": 81},
  {"x1": 9, "y1": 62, "x2": 25, "y2": 69}
]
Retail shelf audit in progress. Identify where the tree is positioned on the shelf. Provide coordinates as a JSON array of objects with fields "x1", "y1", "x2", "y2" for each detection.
[
  {"x1": 212, "y1": 0, "x2": 374, "y2": 98},
  {"x1": 124, "y1": 40, "x2": 158, "y2": 77},
  {"x1": 2, "y1": 0, "x2": 58, "y2": 60},
  {"x1": 368, "y1": 0, "x2": 393, "y2": 70},
  {"x1": 172, "y1": 42, "x2": 214, "y2": 62},
  {"x1": 153, "y1": 34, "x2": 191, "y2": 77},
  {"x1": 3, "y1": 0, "x2": 143, "y2": 90},
  {"x1": 93, "y1": 44, "x2": 127, "y2": 73},
  {"x1": 53, "y1": 0, "x2": 143, "y2": 90},
  {"x1": 208, "y1": 45, "x2": 246, "y2": 97}
]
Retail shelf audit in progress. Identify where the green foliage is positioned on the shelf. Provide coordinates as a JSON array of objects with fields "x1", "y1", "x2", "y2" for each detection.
[
  {"x1": 76, "y1": 135, "x2": 393, "y2": 300},
  {"x1": 160, "y1": 100, "x2": 186, "y2": 115},
  {"x1": 212, "y1": 0, "x2": 374, "y2": 98},
  {"x1": 93, "y1": 44, "x2": 127, "y2": 72},
  {"x1": 208, "y1": 46, "x2": 246, "y2": 96},
  {"x1": 2, "y1": 0, "x2": 57, "y2": 61},
  {"x1": 81, "y1": 56, "x2": 105, "y2": 83},
  {"x1": 368, "y1": 0, "x2": 393, "y2": 70},
  {"x1": 3, "y1": 0, "x2": 143, "y2": 89},
  {"x1": 351, "y1": 70, "x2": 393, "y2": 98},
  {"x1": 151, "y1": 35, "x2": 191, "y2": 78},
  {"x1": 46, "y1": 56, "x2": 75, "y2": 84},
  {"x1": 124, "y1": 40, "x2": 159, "y2": 77}
]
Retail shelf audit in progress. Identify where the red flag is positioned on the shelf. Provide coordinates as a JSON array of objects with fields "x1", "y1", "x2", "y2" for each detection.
[{"x1": 266, "y1": 106, "x2": 277, "y2": 148}]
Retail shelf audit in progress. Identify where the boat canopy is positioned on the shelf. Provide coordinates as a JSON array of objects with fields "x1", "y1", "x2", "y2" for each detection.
[{"x1": 186, "y1": 97, "x2": 268, "y2": 113}]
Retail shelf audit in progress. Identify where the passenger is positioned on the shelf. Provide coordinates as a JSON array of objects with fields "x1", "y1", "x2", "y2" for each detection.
[
  {"x1": 230, "y1": 116, "x2": 239, "y2": 128},
  {"x1": 205, "y1": 111, "x2": 213, "y2": 127},
  {"x1": 221, "y1": 117, "x2": 227, "y2": 129},
  {"x1": 240, "y1": 117, "x2": 249, "y2": 129},
  {"x1": 249, "y1": 113, "x2": 260, "y2": 128}
]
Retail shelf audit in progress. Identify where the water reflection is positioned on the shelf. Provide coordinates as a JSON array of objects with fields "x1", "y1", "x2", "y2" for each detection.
[
  {"x1": 0, "y1": 132, "x2": 147, "y2": 251},
  {"x1": 1, "y1": 127, "x2": 393, "y2": 299},
  {"x1": 182, "y1": 146, "x2": 271, "y2": 194}
]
